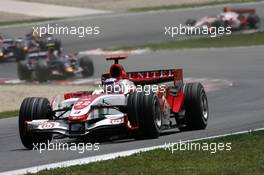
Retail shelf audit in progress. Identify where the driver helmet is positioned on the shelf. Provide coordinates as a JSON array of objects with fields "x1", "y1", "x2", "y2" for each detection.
[
  {"x1": 103, "y1": 78, "x2": 124, "y2": 94},
  {"x1": 104, "y1": 78, "x2": 118, "y2": 84}
]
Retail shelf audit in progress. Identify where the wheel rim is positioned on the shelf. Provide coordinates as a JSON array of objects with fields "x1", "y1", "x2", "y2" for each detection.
[
  {"x1": 153, "y1": 98, "x2": 162, "y2": 128},
  {"x1": 201, "y1": 92, "x2": 208, "y2": 120}
]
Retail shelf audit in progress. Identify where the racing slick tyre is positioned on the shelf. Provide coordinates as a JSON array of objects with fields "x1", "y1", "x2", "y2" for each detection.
[
  {"x1": 248, "y1": 14, "x2": 260, "y2": 29},
  {"x1": 19, "y1": 97, "x2": 53, "y2": 149},
  {"x1": 127, "y1": 91, "x2": 162, "y2": 139},
  {"x1": 35, "y1": 60, "x2": 49, "y2": 82},
  {"x1": 179, "y1": 83, "x2": 209, "y2": 131},
  {"x1": 80, "y1": 56, "x2": 94, "y2": 77},
  {"x1": 185, "y1": 19, "x2": 196, "y2": 26},
  {"x1": 17, "y1": 61, "x2": 32, "y2": 80}
]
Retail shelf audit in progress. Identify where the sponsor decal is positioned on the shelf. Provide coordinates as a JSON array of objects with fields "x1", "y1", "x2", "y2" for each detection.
[
  {"x1": 74, "y1": 100, "x2": 91, "y2": 110},
  {"x1": 111, "y1": 118, "x2": 124, "y2": 125},
  {"x1": 74, "y1": 111, "x2": 81, "y2": 114},
  {"x1": 74, "y1": 95, "x2": 102, "y2": 110},
  {"x1": 39, "y1": 122, "x2": 55, "y2": 129}
]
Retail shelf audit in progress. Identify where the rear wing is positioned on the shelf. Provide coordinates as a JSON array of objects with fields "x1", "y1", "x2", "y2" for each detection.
[
  {"x1": 223, "y1": 7, "x2": 256, "y2": 14},
  {"x1": 102, "y1": 69, "x2": 183, "y2": 85}
]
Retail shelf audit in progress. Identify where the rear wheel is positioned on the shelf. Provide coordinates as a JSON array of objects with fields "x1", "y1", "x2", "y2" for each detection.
[
  {"x1": 79, "y1": 56, "x2": 94, "y2": 77},
  {"x1": 17, "y1": 61, "x2": 32, "y2": 80},
  {"x1": 178, "y1": 83, "x2": 209, "y2": 131},
  {"x1": 127, "y1": 91, "x2": 162, "y2": 139},
  {"x1": 19, "y1": 97, "x2": 53, "y2": 149},
  {"x1": 248, "y1": 14, "x2": 260, "y2": 29}
]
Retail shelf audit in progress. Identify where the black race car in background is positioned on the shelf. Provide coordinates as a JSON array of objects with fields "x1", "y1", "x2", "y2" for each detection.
[
  {"x1": 0, "y1": 32, "x2": 62, "y2": 62},
  {"x1": 17, "y1": 32, "x2": 62, "y2": 61},
  {"x1": 0, "y1": 38, "x2": 25, "y2": 62},
  {"x1": 24, "y1": 32, "x2": 62, "y2": 53},
  {"x1": 17, "y1": 51, "x2": 94, "y2": 82}
]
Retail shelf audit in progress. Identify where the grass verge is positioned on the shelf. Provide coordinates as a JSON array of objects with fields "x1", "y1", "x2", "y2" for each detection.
[
  {"x1": 29, "y1": 130, "x2": 264, "y2": 175},
  {"x1": 0, "y1": 18, "x2": 60, "y2": 26},
  {"x1": 130, "y1": 0, "x2": 264, "y2": 12},
  {"x1": 0, "y1": 110, "x2": 18, "y2": 119},
  {"x1": 118, "y1": 32, "x2": 264, "y2": 51}
]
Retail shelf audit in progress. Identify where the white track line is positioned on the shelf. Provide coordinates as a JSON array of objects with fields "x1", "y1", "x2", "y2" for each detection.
[{"x1": 1, "y1": 127, "x2": 264, "y2": 175}]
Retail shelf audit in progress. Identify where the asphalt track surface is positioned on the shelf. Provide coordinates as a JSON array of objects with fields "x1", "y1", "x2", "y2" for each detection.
[
  {"x1": 1, "y1": 46, "x2": 264, "y2": 172},
  {"x1": 0, "y1": 2, "x2": 264, "y2": 173}
]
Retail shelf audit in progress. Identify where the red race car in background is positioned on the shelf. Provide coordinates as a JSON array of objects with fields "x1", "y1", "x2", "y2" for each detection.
[
  {"x1": 19, "y1": 56, "x2": 209, "y2": 149},
  {"x1": 185, "y1": 7, "x2": 260, "y2": 30}
]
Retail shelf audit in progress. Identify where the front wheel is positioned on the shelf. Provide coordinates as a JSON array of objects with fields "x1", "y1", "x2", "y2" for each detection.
[
  {"x1": 179, "y1": 83, "x2": 209, "y2": 131},
  {"x1": 79, "y1": 56, "x2": 94, "y2": 77},
  {"x1": 19, "y1": 97, "x2": 53, "y2": 149},
  {"x1": 17, "y1": 61, "x2": 32, "y2": 80},
  {"x1": 185, "y1": 19, "x2": 196, "y2": 26},
  {"x1": 127, "y1": 91, "x2": 162, "y2": 139}
]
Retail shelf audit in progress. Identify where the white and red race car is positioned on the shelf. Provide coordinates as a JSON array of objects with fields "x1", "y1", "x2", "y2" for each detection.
[
  {"x1": 185, "y1": 7, "x2": 260, "y2": 31},
  {"x1": 19, "y1": 56, "x2": 209, "y2": 149}
]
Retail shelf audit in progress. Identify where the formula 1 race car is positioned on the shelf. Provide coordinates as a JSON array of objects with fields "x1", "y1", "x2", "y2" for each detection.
[
  {"x1": 0, "y1": 38, "x2": 25, "y2": 62},
  {"x1": 17, "y1": 51, "x2": 94, "y2": 82},
  {"x1": 17, "y1": 32, "x2": 62, "y2": 60},
  {"x1": 185, "y1": 7, "x2": 260, "y2": 31},
  {"x1": 19, "y1": 56, "x2": 209, "y2": 149}
]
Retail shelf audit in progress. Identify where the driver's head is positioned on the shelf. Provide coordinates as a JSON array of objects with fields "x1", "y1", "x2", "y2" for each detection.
[{"x1": 103, "y1": 78, "x2": 123, "y2": 94}]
